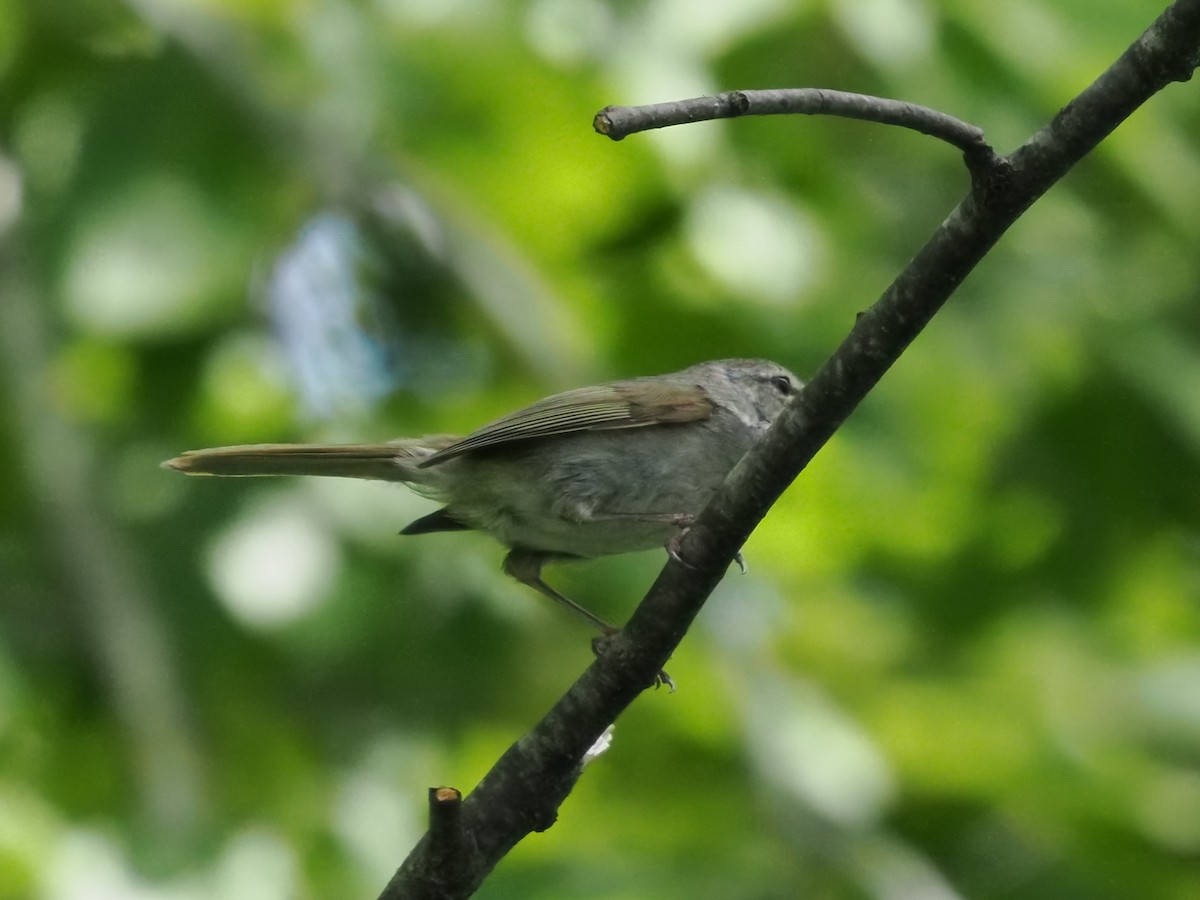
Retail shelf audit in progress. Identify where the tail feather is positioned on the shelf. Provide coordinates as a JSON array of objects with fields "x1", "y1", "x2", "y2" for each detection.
[{"x1": 162, "y1": 438, "x2": 458, "y2": 482}]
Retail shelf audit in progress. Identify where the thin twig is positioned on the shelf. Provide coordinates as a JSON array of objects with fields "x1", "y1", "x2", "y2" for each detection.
[{"x1": 595, "y1": 88, "x2": 993, "y2": 156}]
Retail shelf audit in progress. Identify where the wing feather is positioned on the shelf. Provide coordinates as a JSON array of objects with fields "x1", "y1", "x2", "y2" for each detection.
[{"x1": 419, "y1": 380, "x2": 712, "y2": 466}]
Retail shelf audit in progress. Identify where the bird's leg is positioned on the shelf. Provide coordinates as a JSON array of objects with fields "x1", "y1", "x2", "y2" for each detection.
[
  {"x1": 502, "y1": 549, "x2": 617, "y2": 634},
  {"x1": 584, "y1": 511, "x2": 745, "y2": 575},
  {"x1": 503, "y1": 549, "x2": 674, "y2": 690},
  {"x1": 577, "y1": 511, "x2": 699, "y2": 566}
]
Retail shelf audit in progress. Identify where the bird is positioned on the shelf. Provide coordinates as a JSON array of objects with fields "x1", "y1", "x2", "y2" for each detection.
[{"x1": 164, "y1": 358, "x2": 801, "y2": 636}]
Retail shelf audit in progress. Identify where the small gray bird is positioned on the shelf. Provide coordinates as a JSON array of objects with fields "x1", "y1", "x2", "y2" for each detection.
[{"x1": 165, "y1": 358, "x2": 800, "y2": 633}]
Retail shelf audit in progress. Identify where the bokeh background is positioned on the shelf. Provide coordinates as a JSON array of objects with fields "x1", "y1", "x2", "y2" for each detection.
[{"x1": 2, "y1": 0, "x2": 1200, "y2": 897}]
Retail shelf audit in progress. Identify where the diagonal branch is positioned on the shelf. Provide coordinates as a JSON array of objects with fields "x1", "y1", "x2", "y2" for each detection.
[{"x1": 380, "y1": 1, "x2": 1200, "y2": 897}]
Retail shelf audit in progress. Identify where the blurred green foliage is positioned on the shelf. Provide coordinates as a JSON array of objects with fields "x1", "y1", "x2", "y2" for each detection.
[{"x1": 2, "y1": 0, "x2": 1199, "y2": 898}]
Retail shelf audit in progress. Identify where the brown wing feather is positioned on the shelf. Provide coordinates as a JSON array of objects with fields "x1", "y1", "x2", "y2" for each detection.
[{"x1": 419, "y1": 379, "x2": 713, "y2": 467}]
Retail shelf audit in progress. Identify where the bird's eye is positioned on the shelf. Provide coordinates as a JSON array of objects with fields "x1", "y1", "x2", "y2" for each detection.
[{"x1": 770, "y1": 374, "x2": 793, "y2": 395}]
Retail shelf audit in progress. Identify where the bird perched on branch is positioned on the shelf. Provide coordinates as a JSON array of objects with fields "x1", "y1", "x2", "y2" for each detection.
[{"x1": 165, "y1": 358, "x2": 801, "y2": 637}]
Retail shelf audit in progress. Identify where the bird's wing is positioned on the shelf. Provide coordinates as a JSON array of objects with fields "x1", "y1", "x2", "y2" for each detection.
[{"x1": 419, "y1": 379, "x2": 713, "y2": 466}]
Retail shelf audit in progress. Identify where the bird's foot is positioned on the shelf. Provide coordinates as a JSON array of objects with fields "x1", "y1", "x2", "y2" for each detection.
[{"x1": 591, "y1": 632, "x2": 675, "y2": 692}]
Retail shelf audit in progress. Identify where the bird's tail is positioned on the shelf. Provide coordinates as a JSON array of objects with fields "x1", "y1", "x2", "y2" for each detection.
[{"x1": 162, "y1": 437, "x2": 459, "y2": 482}]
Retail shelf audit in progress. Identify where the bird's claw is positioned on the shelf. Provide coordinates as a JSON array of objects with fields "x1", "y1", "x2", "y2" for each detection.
[
  {"x1": 667, "y1": 537, "x2": 746, "y2": 577},
  {"x1": 665, "y1": 532, "x2": 693, "y2": 568},
  {"x1": 590, "y1": 632, "x2": 616, "y2": 656},
  {"x1": 591, "y1": 633, "x2": 675, "y2": 692}
]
